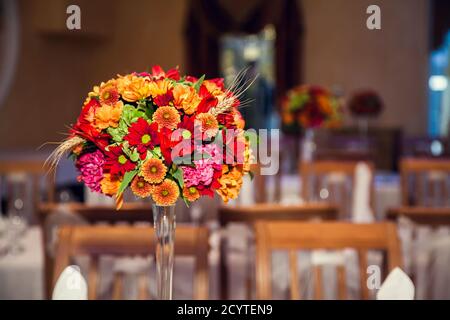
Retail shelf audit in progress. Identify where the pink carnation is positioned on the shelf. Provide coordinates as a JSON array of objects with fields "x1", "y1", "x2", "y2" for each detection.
[
  {"x1": 76, "y1": 150, "x2": 105, "y2": 193},
  {"x1": 183, "y1": 144, "x2": 222, "y2": 187}
]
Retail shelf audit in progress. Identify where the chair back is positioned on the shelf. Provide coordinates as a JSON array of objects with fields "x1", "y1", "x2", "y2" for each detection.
[
  {"x1": 300, "y1": 160, "x2": 375, "y2": 219},
  {"x1": 0, "y1": 160, "x2": 55, "y2": 212},
  {"x1": 53, "y1": 225, "x2": 209, "y2": 300},
  {"x1": 255, "y1": 221, "x2": 402, "y2": 300},
  {"x1": 400, "y1": 158, "x2": 450, "y2": 206}
]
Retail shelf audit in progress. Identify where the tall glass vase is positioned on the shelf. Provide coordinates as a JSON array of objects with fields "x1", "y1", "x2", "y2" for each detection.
[{"x1": 152, "y1": 204, "x2": 176, "y2": 300}]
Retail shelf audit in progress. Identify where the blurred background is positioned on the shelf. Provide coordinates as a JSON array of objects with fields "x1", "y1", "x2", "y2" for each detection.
[{"x1": 0, "y1": 0, "x2": 449, "y2": 300}]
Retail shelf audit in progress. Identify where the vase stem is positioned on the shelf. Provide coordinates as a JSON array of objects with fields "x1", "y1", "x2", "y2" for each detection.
[{"x1": 152, "y1": 204, "x2": 176, "y2": 300}]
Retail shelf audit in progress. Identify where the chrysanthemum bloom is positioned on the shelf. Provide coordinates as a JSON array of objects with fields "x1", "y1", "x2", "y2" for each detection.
[
  {"x1": 148, "y1": 79, "x2": 173, "y2": 98},
  {"x1": 104, "y1": 145, "x2": 136, "y2": 176},
  {"x1": 202, "y1": 79, "x2": 225, "y2": 97},
  {"x1": 124, "y1": 118, "x2": 160, "y2": 158},
  {"x1": 141, "y1": 158, "x2": 167, "y2": 184},
  {"x1": 183, "y1": 186, "x2": 200, "y2": 202},
  {"x1": 99, "y1": 83, "x2": 120, "y2": 106},
  {"x1": 216, "y1": 165, "x2": 243, "y2": 203},
  {"x1": 173, "y1": 83, "x2": 201, "y2": 114},
  {"x1": 131, "y1": 176, "x2": 153, "y2": 198},
  {"x1": 93, "y1": 101, "x2": 123, "y2": 130},
  {"x1": 100, "y1": 173, "x2": 121, "y2": 196},
  {"x1": 196, "y1": 113, "x2": 219, "y2": 138},
  {"x1": 117, "y1": 74, "x2": 151, "y2": 102},
  {"x1": 75, "y1": 150, "x2": 105, "y2": 193},
  {"x1": 152, "y1": 106, "x2": 180, "y2": 130},
  {"x1": 152, "y1": 179, "x2": 180, "y2": 206}
]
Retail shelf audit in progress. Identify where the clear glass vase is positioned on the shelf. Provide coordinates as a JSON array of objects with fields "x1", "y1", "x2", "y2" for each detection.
[{"x1": 152, "y1": 204, "x2": 176, "y2": 300}]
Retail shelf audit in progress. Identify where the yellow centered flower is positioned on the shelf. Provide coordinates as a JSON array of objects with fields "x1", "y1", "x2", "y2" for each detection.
[
  {"x1": 118, "y1": 155, "x2": 128, "y2": 165},
  {"x1": 141, "y1": 158, "x2": 167, "y2": 184},
  {"x1": 141, "y1": 134, "x2": 151, "y2": 144}
]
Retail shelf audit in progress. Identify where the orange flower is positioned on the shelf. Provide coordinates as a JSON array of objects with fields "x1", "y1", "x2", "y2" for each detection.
[
  {"x1": 141, "y1": 158, "x2": 167, "y2": 184},
  {"x1": 100, "y1": 173, "x2": 121, "y2": 196},
  {"x1": 92, "y1": 101, "x2": 123, "y2": 130},
  {"x1": 131, "y1": 176, "x2": 154, "y2": 198},
  {"x1": 99, "y1": 83, "x2": 120, "y2": 106},
  {"x1": 152, "y1": 106, "x2": 180, "y2": 130},
  {"x1": 203, "y1": 80, "x2": 223, "y2": 97},
  {"x1": 196, "y1": 113, "x2": 219, "y2": 138},
  {"x1": 117, "y1": 74, "x2": 151, "y2": 102},
  {"x1": 216, "y1": 165, "x2": 243, "y2": 203},
  {"x1": 152, "y1": 179, "x2": 180, "y2": 206},
  {"x1": 172, "y1": 83, "x2": 201, "y2": 114},
  {"x1": 183, "y1": 186, "x2": 200, "y2": 202},
  {"x1": 317, "y1": 95, "x2": 332, "y2": 115},
  {"x1": 148, "y1": 79, "x2": 173, "y2": 98}
]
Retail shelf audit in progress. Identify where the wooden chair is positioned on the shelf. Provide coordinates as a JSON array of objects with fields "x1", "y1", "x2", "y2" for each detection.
[
  {"x1": 300, "y1": 160, "x2": 375, "y2": 219},
  {"x1": 400, "y1": 158, "x2": 450, "y2": 206},
  {"x1": 0, "y1": 160, "x2": 55, "y2": 212},
  {"x1": 53, "y1": 225, "x2": 209, "y2": 300},
  {"x1": 218, "y1": 203, "x2": 339, "y2": 300},
  {"x1": 387, "y1": 206, "x2": 450, "y2": 299},
  {"x1": 255, "y1": 221, "x2": 402, "y2": 300},
  {"x1": 38, "y1": 202, "x2": 155, "y2": 299},
  {"x1": 387, "y1": 206, "x2": 450, "y2": 227}
]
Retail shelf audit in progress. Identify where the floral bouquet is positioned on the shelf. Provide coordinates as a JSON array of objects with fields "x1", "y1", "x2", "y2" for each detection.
[
  {"x1": 348, "y1": 90, "x2": 383, "y2": 118},
  {"x1": 48, "y1": 66, "x2": 253, "y2": 209},
  {"x1": 281, "y1": 85, "x2": 341, "y2": 134}
]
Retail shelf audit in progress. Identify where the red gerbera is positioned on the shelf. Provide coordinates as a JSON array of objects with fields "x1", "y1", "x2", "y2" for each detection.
[
  {"x1": 104, "y1": 145, "x2": 136, "y2": 176},
  {"x1": 124, "y1": 118, "x2": 159, "y2": 159}
]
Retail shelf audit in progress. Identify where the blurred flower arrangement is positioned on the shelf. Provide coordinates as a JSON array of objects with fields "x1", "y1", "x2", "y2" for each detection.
[
  {"x1": 348, "y1": 90, "x2": 383, "y2": 118},
  {"x1": 48, "y1": 66, "x2": 254, "y2": 208},
  {"x1": 281, "y1": 85, "x2": 342, "y2": 134}
]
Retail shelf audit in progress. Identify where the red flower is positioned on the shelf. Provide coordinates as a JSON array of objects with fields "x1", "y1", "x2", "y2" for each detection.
[
  {"x1": 104, "y1": 145, "x2": 136, "y2": 176},
  {"x1": 124, "y1": 118, "x2": 160, "y2": 159},
  {"x1": 197, "y1": 94, "x2": 218, "y2": 113},
  {"x1": 151, "y1": 65, "x2": 180, "y2": 81},
  {"x1": 71, "y1": 99, "x2": 110, "y2": 150},
  {"x1": 153, "y1": 90, "x2": 174, "y2": 107},
  {"x1": 158, "y1": 127, "x2": 181, "y2": 166}
]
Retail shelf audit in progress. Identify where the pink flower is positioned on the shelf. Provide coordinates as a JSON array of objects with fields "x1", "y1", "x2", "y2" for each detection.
[
  {"x1": 183, "y1": 144, "x2": 222, "y2": 187},
  {"x1": 76, "y1": 150, "x2": 105, "y2": 193}
]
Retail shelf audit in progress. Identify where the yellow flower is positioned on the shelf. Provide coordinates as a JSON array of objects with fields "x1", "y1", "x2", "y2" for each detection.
[
  {"x1": 148, "y1": 79, "x2": 173, "y2": 98},
  {"x1": 92, "y1": 101, "x2": 123, "y2": 130},
  {"x1": 152, "y1": 179, "x2": 180, "y2": 206},
  {"x1": 172, "y1": 83, "x2": 201, "y2": 114},
  {"x1": 117, "y1": 74, "x2": 151, "y2": 102},
  {"x1": 101, "y1": 174, "x2": 121, "y2": 196}
]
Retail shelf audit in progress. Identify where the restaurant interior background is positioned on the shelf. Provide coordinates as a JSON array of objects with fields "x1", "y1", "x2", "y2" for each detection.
[{"x1": 0, "y1": 0, "x2": 449, "y2": 300}]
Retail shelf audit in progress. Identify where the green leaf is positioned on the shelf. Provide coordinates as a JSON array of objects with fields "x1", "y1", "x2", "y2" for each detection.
[
  {"x1": 117, "y1": 169, "x2": 138, "y2": 197},
  {"x1": 171, "y1": 166, "x2": 184, "y2": 189},
  {"x1": 193, "y1": 74, "x2": 205, "y2": 92}
]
